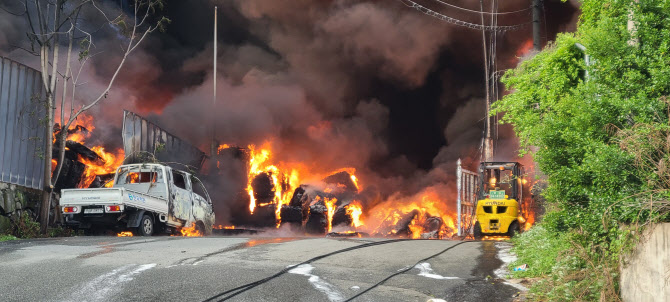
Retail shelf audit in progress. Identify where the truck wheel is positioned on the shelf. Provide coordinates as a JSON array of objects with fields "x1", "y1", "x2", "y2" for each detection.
[
  {"x1": 195, "y1": 222, "x2": 207, "y2": 236},
  {"x1": 473, "y1": 222, "x2": 483, "y2": 240},
  {"x1": 507, "y1": 221, "x2": 520, "y2": 238},
  {"x1": 137, "y1": 215, "x2": 154, "y2": 236}
]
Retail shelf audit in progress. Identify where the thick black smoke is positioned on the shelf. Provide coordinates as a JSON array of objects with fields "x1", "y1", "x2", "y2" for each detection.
[{"x1": 0, "y1": 0, "x2": 579, "y2": 221}]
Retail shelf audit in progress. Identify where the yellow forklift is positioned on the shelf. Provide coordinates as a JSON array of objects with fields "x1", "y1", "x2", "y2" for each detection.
[{"x1": 473, "y1": 162, "x2": 527, "y2": 239}]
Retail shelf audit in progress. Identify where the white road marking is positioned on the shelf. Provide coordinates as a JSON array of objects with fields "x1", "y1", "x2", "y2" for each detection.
[
  {"x1": 62, "y1": 263, "x2": 156, "y2": 302},
  {"x1": 414, "y1": 263, "x2": 459, "y2": 280},
  {"x1": 288, "y1": 264, "x2": 345, "y2": 302}
]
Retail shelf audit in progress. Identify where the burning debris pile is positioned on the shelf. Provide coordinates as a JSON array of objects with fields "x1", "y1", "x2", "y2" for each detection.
[
  {"x1": 50, "y1": 114, "x2": 460, "y2": 239},
  {"x1": 52, "y1": 115, "x2": 125, "y2": 191},
  {"x1": 211, "y1": 143, "x2": 457, "y2": 239}
]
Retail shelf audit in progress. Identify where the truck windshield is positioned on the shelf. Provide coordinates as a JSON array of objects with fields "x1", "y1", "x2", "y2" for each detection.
[{"x1": 116, "y1": 166, "x2": 164, "y2": 185}]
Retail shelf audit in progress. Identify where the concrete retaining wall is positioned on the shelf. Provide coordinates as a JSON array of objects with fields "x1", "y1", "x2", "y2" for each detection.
[
  {"x1": 621, "y1": 223, "x2": 670, "y2": 302},
  {"x1": 0, "y1": 182, "x2": 42, "y2": 232}
]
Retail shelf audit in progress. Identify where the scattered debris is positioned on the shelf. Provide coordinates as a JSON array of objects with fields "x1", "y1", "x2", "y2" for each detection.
[
  {"x1": 326, "y1": 231, "x2": 368, "y2": 238},
  {"x1": 212, "y1": 228, "x2": 259, "y2": 235}
]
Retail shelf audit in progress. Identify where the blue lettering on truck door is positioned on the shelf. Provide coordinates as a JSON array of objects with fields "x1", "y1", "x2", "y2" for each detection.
[{"x1": 128, "y1": 194, "x2": 146, "y2": 202}]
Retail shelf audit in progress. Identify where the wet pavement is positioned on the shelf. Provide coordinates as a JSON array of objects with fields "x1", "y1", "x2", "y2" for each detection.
[{"x1": 0, "y1": 236, "x2": 521, "y2": 302}]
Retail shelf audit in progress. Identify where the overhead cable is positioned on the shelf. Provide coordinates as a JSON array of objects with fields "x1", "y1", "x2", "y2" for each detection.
[
  {"x1": 399, "y1": 0, "x2": 530, "y2": 32},
  {"x1": 431, "y1": 0, "x2": 532, "y2": 15}
]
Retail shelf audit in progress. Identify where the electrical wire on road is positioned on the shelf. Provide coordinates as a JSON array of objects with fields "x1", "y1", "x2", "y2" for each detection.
[
  {"x1": 343, "y1": 241, "x2": 468, "y2": 301},
  {"x1": 203, "y1": 238, "x2": 412, "y2": 302}
]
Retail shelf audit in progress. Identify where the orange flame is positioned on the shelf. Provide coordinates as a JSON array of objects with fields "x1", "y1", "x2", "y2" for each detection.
[
  {"x1": 241, "y1": 143, "x2": 302, "y2": 227},
  {"x1": 346, "y1": 201, "x2": 364, "y2": 228},
  {"x1": 325, "y1": 197, "x2": 337, "y2": 233},
  {"x1": 51, "y1": 159, "x2": 57, "y2": 177},
  {"x1": 78, "y1": 147, "x2": 125, "y2": 188},
  {"x1": 117, "y1": 231, "x2": 134, "y2": 237},
  {"x1": 217, "y1": 144, "x2": 230, "y2": 152},
  {"x1": 51, "y1": 114, "x2": 126, "y2": 189},
  {"x1": 180, "y1": 223, "x2": 203, "y2": 237},
  {"x1": 213, "y1": 225, "x2": 236, "y2": 230},
  {"x1": 369, "y1": 190, "x2": 457, "y2": 239},
  {"x1": 482, "y1": 236, "x2": 509, "y2": 241},
  {"x1": 350, "y1": 174, "x2": 359, "y2": 191},
  {"x1": 60, "y1": 114, "x2": 96, "y2": 143}
]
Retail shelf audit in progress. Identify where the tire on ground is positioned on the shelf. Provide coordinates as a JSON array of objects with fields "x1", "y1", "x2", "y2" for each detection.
[
  {"x1": 473, "y1": 221, "x2": 483, "y2": 240},
  {"x1": 195, "y1": 221, "x2": 206, "y2": 235},
  {"x1": 136, "y1": 214, "x2": 154, "y2": 236},
  {"x1": 507, "y1": 220, "x2": 520, "y2": 238}
]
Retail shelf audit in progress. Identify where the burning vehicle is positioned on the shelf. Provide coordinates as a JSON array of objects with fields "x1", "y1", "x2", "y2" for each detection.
[{"x1": 60, "y1": 163, "x2": 215, "y2": 236}]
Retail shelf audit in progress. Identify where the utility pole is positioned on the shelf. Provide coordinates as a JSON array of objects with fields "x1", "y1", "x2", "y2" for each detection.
[
  {"x1": 480, "y1": 0, "x2": 493, "y2": 162},
  {"x1": 210, "y1": 6, "x2": 218, "y2": 157},
  {"x1": 532, "y1": 0, "x2": 542, "y2": 51}
]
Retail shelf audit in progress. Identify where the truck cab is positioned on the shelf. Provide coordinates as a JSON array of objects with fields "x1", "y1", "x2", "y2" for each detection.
[
  {"x1": 61, "y1": 163, "x2": 215, "y2": 236},
  {"x1": 473, "y1": 162, "x2": 527, "y2": 239}
]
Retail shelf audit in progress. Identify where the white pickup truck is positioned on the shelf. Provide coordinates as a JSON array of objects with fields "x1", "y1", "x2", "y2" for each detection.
[{"x1": 60, "y1": 163, "x2": 215, "y2": 236}]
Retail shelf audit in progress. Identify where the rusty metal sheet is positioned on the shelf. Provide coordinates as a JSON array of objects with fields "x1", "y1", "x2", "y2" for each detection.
[
  {"x1": 122, "y1": 110, "x2": 206, "y2": 170},
  {"x1": 0, "y1": 57, "x2": 48, "y2": 190}
]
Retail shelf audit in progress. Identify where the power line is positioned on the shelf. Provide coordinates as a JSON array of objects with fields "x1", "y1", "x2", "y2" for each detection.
[
  {"x1": 431, "y1": 0, "x2": 532, "y2": 15},
  {"x1": 399, "y1": 0, "x2": 531, "y2": 32}
]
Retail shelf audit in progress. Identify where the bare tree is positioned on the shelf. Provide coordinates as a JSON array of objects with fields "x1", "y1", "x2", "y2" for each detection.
[{"x1": 7, "y1": 0, "x2": 169, "y2": 233}]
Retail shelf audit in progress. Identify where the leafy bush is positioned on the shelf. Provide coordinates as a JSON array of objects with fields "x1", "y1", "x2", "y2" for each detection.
[
  {"x1": 509, "y1": 226, "x2": 573, "y2": 279},
  {"x1": 13, "y1": 212, "x2": 40, "y2": 239},
  {"x1": 494, "y1": 0, "x2": 670, "y2": 299},
  {"x1": 0, "y1": 234, "x2": 17, "y2": 242}
]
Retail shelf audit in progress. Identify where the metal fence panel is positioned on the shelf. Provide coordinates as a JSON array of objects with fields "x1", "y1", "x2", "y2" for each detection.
[
  {"x1": 456, "y1": 158, "x2": 479, "y2": 236},
  {"x1": 122, "y1": 110, "x2": 206, "y2": 170},
  {"x1": 0, "y1": 57, "x2": 47, "y2": 190}
]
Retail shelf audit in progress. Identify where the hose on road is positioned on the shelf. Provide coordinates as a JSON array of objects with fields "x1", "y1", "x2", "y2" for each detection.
[
  {"x1": 204, "y1": 239, "x2": 468, "y2": 302},
  {"x1": 204, "y1": 238, "x2": 412, "y2": 301},
  {"x1": 343, "y1": 241, "x2": 468, "y2": 301}
]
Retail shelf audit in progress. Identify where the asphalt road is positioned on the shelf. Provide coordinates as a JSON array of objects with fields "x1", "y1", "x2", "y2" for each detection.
[{"x1": 0, "y1": 236, "x2": 521, "y2": 302}]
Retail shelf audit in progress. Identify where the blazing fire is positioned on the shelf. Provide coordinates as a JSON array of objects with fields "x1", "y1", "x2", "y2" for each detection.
[
  {"x1": 78, "y1": 146, "x2": 125, "y2": 188},
  {"x1": 367, "y1": 191, "x2": 457, "y2": 239},
  {"x1": 51, "y1": 114, "x2": 126, "y2": 189},
  {"x1": 214, "y1": 141, "x2": 471, "y2": 238},
  {"x1": 220, "y1": 142, "x2": 301, "y2": 226},
  {"x1": 179, "y1": 223, "x2": 203, "y2": 237},
  {"x1": 117, "y1": 231, "x2": 134, "y2": 237},
  {"x1": 323, "y1": 197, "x2": 337, "y2": 232},
  {"x1": 346, "y1": 201, "x2": 363, "y2": 228}
]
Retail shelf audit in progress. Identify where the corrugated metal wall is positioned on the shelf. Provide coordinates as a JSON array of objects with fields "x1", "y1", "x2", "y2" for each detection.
[
  {"x1": 122, "y1": 110, "x2": 206, "y2": 170},
  {"x1": 0, "y1": 57, "x2": 48, "y2": 190}
]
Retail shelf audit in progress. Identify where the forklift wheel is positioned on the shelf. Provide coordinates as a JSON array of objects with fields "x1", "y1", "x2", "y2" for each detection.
[
  {"x1": 508, "y1": 221, "x2": 520, "y2": 238},
  {"x1": 473, "y1": 222, "x2": 483, "y2": 240}
]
